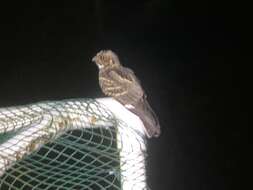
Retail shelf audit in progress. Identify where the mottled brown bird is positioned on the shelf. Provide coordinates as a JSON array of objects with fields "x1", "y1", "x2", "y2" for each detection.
[{"x1": 92, "y1": 50, "x2": 161, "y2": 138}]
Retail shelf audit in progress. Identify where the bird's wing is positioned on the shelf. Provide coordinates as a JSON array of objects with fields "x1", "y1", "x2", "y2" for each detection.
[
  {"x1": 121, "y1": 68, "x2": 143, "y2": 85},
  {"x1": 99, "y1": 70, "x2": 129, "y2": 97},
  {"x1": 99, "y1": 68, "x2": 144, "y2": 104}
]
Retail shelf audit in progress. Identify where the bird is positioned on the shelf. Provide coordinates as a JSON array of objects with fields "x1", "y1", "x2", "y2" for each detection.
[{"x1": 92, "y1": 50, "x2": 161, "y2": 138}]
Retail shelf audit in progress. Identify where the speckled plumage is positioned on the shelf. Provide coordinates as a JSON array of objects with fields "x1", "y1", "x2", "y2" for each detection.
[{"x1": 93, "y1": 50, "x2": 161, "y2": 138}]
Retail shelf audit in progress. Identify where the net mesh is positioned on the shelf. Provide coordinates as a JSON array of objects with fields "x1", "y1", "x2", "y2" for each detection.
[{"x1": 0, "y1": 98, "x2": 147, "y2": 190}]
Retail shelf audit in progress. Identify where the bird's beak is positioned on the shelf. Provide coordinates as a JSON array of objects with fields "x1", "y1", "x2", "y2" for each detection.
[
  {"x1": 92, "y1": 55, "x2": 104, "y2": 69},
  {"x1": 92, "y1": 56, "x2": 97, "y2": 63}
]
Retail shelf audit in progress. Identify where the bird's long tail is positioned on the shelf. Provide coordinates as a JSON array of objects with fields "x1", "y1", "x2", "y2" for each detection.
[{"x1": 129, "y1": 98, "x2": 161, "y2": 138}]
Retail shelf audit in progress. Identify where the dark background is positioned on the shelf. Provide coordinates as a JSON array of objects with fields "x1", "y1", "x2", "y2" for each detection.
[{"x1": 0, "y1": 1, "x2": 247, "y2": 190}]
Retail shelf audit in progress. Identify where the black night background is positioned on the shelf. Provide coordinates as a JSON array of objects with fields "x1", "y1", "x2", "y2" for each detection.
[{"x1": 0, "y1": 1, "x2": 247, "y2": 190}]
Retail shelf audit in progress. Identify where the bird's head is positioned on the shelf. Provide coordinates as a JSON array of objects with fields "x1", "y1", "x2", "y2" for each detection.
[{"x1": 92, "y1": 50, "x2": 121, "y2": 69}]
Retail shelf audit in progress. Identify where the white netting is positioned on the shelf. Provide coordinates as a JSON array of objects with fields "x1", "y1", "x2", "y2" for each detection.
[{"x1": 0, "y1": 98, "x2": 147, "y2": 190}]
